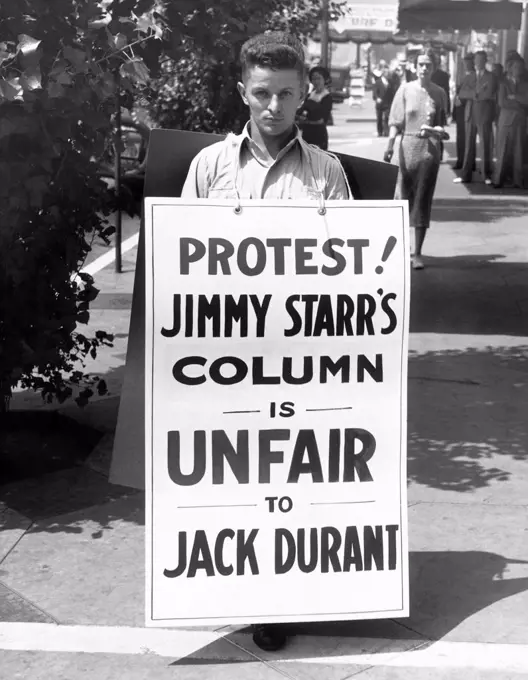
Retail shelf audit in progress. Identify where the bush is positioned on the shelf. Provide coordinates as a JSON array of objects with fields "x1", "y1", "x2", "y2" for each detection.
[{"x1": 0, "y1": 0, "x2": 162, "y2": 409}]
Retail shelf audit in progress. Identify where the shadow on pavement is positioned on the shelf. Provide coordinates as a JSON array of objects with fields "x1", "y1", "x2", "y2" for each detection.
[
  {"x1": 408, "y1": 344, "x2": 528, "y2": 491},
  {"x1": 407, "y1": 255, "x2": 527, "y2": 492},
  {"x1": 432, "y1": 197, "x2": 528, "y2": 222},
  {"x1": 410, "y1": 255, "x2": 527, "y2": 336},
  {"x1": 171, "y1": 550, "x2": 528, "y2": 665}
]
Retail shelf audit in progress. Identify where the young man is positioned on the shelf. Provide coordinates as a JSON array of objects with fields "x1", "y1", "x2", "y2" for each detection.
[
  {"x1": 181, "y1": 31, "x2": 351, "y2": 652},
  {"x1": 182, "y1": 32, "x2": 351, "y2": 201},
  {"x1": 454, "y1": 50, "x2": 497, "y2": 185}
]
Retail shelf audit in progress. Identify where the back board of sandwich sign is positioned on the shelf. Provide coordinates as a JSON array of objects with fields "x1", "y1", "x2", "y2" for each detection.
[{"x1": 109, "y1": 129, "x2": 399, "y2": 489}]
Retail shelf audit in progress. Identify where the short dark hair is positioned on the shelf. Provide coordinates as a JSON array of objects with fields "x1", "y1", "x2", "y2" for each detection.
[
  {"x1": 474, "y1": 50, "x2": 488, "y2": 61},
  {"x1": 309, "y1": 65, "x2": 331, "y2": 84},
  {"x1": 240, "y1": 31, "x2": 306, "y2": 81}
]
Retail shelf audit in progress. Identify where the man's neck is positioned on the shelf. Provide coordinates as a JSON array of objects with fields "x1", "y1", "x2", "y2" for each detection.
[{"x1": 249, "y1": 121, "x2": 296, "y2": 161}]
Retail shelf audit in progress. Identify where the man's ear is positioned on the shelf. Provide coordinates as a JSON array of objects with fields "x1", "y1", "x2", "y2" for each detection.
[{"x1": 237, "y1": 81, "x2": 248, "y2": 106}]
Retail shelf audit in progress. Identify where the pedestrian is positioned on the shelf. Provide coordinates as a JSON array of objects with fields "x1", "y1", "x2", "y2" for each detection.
[
  {"x1": 453, "y1": 50, "x2": 497, "y2": 185},
  {"x1": 431, "y1": 57, "x2": 451, "y2": 117},
  {"x1": 181, "y1": 30, "x2": 351, "y2": 650},
  {"x1": 452, "y1": 53, "x2": 475, "y2": 169},
  {"x1": 372, "y1": 63, "x2": 395, "y2": 137},
  {"x1": 384, "y1": 49, "x2": 449, "y2": 270},
  {"x1": 430, "y1": 54, "x2": 451, "y2": 161},
  {"x1": 493, "y1": 55, "x2": 528, "y2": 189},
  {"x1": 491, "y1": 62, "x2": 505, "y2": 154},
  {"x1": 298, "y1": 65, "x2": 333, "y2": 149}
]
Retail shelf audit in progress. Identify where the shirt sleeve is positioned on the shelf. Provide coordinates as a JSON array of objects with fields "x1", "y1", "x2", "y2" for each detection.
[
  {"x1": 325, "y1": 157, "x2": 351, "y2": 200},
  {"x1": 181, "y1": 150, "x2": 209, "y2": 198},
  {"x1": 388, "y1": 84, "x2": 405, "y2": 130}
]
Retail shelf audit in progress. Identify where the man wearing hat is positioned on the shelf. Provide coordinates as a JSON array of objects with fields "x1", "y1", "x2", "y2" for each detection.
[{"x1": 452, "y1": 53, "x2": 475, "y2": 170}]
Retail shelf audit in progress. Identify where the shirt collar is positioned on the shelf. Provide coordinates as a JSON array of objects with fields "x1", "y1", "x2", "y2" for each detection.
[{"x1": 239, "y1": 122, "x2": 302, "y2": 166}]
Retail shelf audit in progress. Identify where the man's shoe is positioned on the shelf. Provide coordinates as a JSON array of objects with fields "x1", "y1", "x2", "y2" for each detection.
[
  {"x1": 453, "y1": 177, "x2": 470, "y2": 184},
  {"x1": 453, "y1": 163, "x2": 462, "y2": 170},
  {"x1": 252, "y1": 625, "x2": 288, "y2": 652},
  {"x1": 484, "y1": 178, "x2": 493, "y2": 186}
]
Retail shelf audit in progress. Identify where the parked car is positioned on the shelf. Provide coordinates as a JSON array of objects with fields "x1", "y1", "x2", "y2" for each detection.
[{"x1": 330, "y1": 88, "x2": 349, "y2": 103}]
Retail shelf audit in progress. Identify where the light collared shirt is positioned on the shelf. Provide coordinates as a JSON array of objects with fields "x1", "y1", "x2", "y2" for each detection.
[{"x1": 181, "y1": 123, "x2": 351, "y2": 200}]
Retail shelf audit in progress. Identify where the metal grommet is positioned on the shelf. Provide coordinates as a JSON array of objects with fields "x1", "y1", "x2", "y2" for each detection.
[
  {"x1": 318, "y1": 207, "x2": 326, "y2": 216},
  {"x1": 234, "y1": 205, "x2": 242, "y2": 215}
]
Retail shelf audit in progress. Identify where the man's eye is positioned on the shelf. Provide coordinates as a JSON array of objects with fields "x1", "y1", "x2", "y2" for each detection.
[
  {"x1": 255, "y1": 90, "x2": 268, "y2": 98},
  {"x1": 280, "y1": 92, "x2": 293, "y2": 99}
]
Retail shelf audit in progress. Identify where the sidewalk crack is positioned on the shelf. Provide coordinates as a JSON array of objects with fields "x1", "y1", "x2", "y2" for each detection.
[
  {"x1": 221, "y1": 633, "x2": 300, "y2": 680},
  {"x1": 0, "y1": 520, "x2": 34, "y2": 569},
  {"x1": 0, "y1": 579, "x2": 61, "y2": 625}
]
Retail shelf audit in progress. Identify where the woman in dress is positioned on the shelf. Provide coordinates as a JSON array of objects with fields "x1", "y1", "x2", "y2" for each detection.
[
  {"x1": 298, "y1": 66, "x2": 333, "y2": 150},
  {"x1": 384, "y1": 49, "x2": 449, "y2": 270}
]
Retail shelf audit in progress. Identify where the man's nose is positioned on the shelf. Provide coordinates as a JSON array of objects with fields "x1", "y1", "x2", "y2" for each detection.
[{"x1": 268, "y1": 95, "x2": 281, "y2": 114}]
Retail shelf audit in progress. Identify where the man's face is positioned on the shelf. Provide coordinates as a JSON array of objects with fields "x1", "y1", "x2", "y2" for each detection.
[
  {"x1": 382, "y1": 66, "x2": 389, "y2": 78},
  {"x1": 238, "y1": 66, "x2": 306, "y2": 139},
  {"x1": 475, "y1": 53, "x2": 487, "y2": 71}
]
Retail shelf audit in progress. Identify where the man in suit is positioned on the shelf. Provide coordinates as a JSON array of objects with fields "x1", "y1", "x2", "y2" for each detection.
[
  {"x1": 430, "y1": 55, "x2": 451, "y2": 161},
  {"x1": 452, "y1": 53, "x2": 475, "y2": 169},
  {"x1": 372, "y1": 63, "x2": 395, "y2": 136},
  {"x1": 454, "y1": 50, "x2": 498, "y2": 185},
  {"x1": 431, "y1": 61, "x2": 451, "y2": 117},
  {"x1": 493, "y1": 55, "x2": 528, "y2": 188}
]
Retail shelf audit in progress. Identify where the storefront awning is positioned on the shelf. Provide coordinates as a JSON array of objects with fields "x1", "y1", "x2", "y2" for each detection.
[
  {"x1": 398, "y1": 0, "x2": 523, "y2": 32},
  {"x1": 315, "y1": 27, "x2": 465, "y2": 47}
]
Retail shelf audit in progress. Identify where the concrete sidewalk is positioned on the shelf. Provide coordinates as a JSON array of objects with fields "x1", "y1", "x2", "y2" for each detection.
[{"x1": 1, "y1": 138, "x2": 528, "y2": 678}]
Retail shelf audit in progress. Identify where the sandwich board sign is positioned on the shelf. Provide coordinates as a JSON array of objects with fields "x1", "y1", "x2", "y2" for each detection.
[{"x1": 144, "y1": 196, "x2": 409, "y2": 625}]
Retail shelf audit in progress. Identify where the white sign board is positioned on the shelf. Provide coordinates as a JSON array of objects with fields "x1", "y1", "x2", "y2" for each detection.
[
  {"x1": 333, "y1": 2, "x2": 399, "y2": 34},
  {"x1": 145, "y1": 199, "x2": 410, "y2": 627}
]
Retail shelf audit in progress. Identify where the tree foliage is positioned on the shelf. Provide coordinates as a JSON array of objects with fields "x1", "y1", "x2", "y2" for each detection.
[{"x1": 0, "y1": 0, "x2": 164, "y2": 408}]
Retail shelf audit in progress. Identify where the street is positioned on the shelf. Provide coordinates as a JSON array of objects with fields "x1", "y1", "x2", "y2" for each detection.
[{"x1": 1, "y1": 102, "x2": 528, "y2": 679}]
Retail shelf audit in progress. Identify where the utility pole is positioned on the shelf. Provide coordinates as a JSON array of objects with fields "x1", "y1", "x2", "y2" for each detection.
[
  {"x1": 321, "y1": 0, "x2": 330, "y2": 67},
  {"x1": 518, "y1": 1, "x2": 528, "y2": 58},
  {"x1": 114, "y1": 69, "x2": 122, "y2": 274}
]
